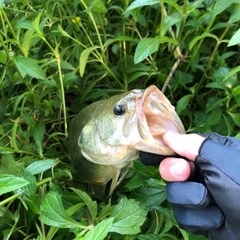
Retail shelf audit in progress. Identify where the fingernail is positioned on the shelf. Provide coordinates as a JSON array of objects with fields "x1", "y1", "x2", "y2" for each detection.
[{"x1": 170, "y1": 162, "x2": 183, "y2": 178}]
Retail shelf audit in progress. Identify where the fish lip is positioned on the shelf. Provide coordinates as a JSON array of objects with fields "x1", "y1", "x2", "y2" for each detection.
[
  {"x1": 135, "y1": 85, "x2": 185, "y2": 154},
  {"x1": 136, "y1": 85, "x2": 162, "y2": 140}
]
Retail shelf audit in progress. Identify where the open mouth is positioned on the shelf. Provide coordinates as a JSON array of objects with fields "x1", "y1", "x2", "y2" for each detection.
[{"x1": 136, "y1": 85, "x2": 185, "y2": 154}]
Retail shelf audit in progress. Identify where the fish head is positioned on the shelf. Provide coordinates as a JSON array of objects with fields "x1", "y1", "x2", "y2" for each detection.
[{"x1": 77, "y1": 85, "x2": 185, "y2": 167}]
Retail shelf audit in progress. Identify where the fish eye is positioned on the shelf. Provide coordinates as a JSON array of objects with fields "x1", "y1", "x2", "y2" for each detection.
[{"x1": 113, "y1": 104, "x2": 126, "y2": 116}]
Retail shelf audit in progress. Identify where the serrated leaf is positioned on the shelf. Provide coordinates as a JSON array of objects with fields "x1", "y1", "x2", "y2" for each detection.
[
  {"x1": 20, "y1": 170, "x2": 39, "y2": 213},
  {"x1": 26, "y1": 159, "x2": 57, "y2": 175},
  {"x1": 79, "y1": 46, "x2": 100, "y2": 77},
  {"x1": 71, "y1": 188, "x2": 97, "y2": 221},
  {"x1": 83, "y1": 218, "x2": 114, "y2": 240},
  {"x1": 11, "y1": 55, "x2": 45, "y2": 79},
  {"x1": 130, "y1": 179, "x2": 166, "y2": 208},
  {"x1": 134, "y1": 37, "x2": 159, "y2": 64},
  {"x1": 228, "y1": 28, "x2": 240, "y2": 47},
  {"x1": 109, "y1": 197, "x2": 147, "y2": 234},
  {"x1": 0, "y1": 174, "x2": 29, "y2": 195},
  {"x1": 39, "y1": 191, "x2": 83, "y2": 228},
  {"x1": 0, "y1": 154, "x2": 24, "y2": 175}
]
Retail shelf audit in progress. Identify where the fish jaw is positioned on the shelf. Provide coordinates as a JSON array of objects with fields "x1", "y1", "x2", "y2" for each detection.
[{"x1": 132, "y1": 85, "x2": 185, "y2": 155}]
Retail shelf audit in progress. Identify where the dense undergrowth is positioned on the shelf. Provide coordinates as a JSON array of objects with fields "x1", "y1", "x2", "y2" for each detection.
[{"x1": 0, "y1": 0, "x2": 240, "y2": 239}]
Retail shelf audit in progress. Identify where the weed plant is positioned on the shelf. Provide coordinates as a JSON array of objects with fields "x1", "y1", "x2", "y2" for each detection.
[{"x1": 0, "y1": 0, "x2": 240, "y2": 239}]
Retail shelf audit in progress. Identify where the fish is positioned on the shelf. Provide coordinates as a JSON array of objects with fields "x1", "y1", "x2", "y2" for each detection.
[{"x1": 67, "y1": 85, "x2": 185, "y2": 197}]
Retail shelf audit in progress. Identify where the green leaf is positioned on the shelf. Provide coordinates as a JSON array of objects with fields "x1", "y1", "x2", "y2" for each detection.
[
  {"x1": 228, "y1": 7, "x2": 240, "y2": 23},
  {"x1": 228, "y1": 28, "x2": 240, "y2": 47},
  {"x1": 134, "y1": 37, "x2": 159, "y2": 64},
  {"x1": 130, "y1": 179, "x2": 166, "y2": 208},
  {"x1": 79, "y1": 46, "x2": 100, "y2": 77},
  {"x1": 0, "y1": 50, "x2": 7, "y2": 64},
  {"x1": 0, "y1": 174, "x2": 29, "y2": 195},
  {"x1": 228, "y1": 112, "x2": 240, "y2": 127},
  {"x1": 138, "y1": 234, "x2": 164, "y2": 240},
  {"x1": 91, "y1": 0, "x2": 107, "y2": 13},
  {"x1": 20, "y1": 170, "x2": 39, "y2": 213},
  {"x1": 11, "y1": 55, "x2": 45, "y2": 79},
  {"x1": 162, "y1": 13, "x2": 181, "y2": 36},
  {"x1": 32, "y1": 11, "x2": 44, "y2": 36},
  {"x1": 223, "y1": 65, "x2": 240, "y2": 81},
  {"x1": 60, "y1": 59, "x2": 74, "y2": 70},
  {"x1": 26, "y1": 159, "x2": 57, "y2": 175},
  {"x1": 71, "y1": 188, "x2": 98, "y2": 221},
  {"x1": 0, "y1": 154, "x2": 24, "y2": 175},
  {"x1": 39, "y1": 191, "x2": 83, "y2": 228},
  {"x1": 0, "y1": 0, "x2": 4, "y2": 6},
  {"x1": 213, "y1": 0, "x2": 240, "y2": 17},
  {"x1": 98, "y1": 204, "x2": 115, "y2": 221},
  {"x1": 109, "y1": 197, "x2": 147, "y2": 234},
  {"x1": 15, "y1": 20, "x2": 34, "y2": 30},
  {"x1": 124, "y1": 0, "x2": 159, "y2": 15},
  {"x1": 33, "y1": 121, "x2": 45, "y2": 156},
  {"x1": 83, "y1": 218, "x2": 114, "y2": 240},
  {"x1": 176, "y1": 94, "x2": 192, "y2": 114},
  {"x1": 104, "y1": 36, "x2": 138, "y2": 48},
  {"x1": 189, "y1": 32, "x2": 218, "y2": 50},
  {"x1": 11, "y1": 117, "x2": 20, "y2": 151}
]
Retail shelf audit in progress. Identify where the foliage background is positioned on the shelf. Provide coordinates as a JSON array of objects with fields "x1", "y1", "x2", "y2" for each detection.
[{"x1": 0, "y1": 0, "x2": 240, "y2": 239}]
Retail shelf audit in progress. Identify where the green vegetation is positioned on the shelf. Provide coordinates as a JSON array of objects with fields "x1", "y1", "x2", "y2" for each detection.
[{"x1": 0, "y1": 0, "x2": 240, "y2": 239}]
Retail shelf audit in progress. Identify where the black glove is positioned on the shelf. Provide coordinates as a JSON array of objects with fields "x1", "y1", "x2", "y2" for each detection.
[{"x1": 140, "y1": 133, "x2": 240, "y2": 240}]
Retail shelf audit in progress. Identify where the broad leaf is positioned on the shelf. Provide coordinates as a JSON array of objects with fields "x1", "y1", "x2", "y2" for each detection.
[
  {"x1": 0, "y1": 174, "x2": 29, "y2": 195},
  {"x1": 91, "y1": 0, "x2": 107, "y2": 13},
  {"x1": 0, "y1": 154, "x2": 24, "y2": 176},
  {"x1": 109, "y1": 197, "x2": 147, "y2": 234},
  {"x1": 189, "y1": 32, "x2": 218, "y2": 50},
  {"x1": 228, "y1": 7, "x2": 240, "y2": 23},
  {"x1": 20, "y1": 170, "x2": 39, "y2": 213},
  {"x1": 228, "y1": 28, "x2": 240, "y2": 47},
  {"x1": 39, "y1": 191, "x2": 83, "y2": 229},
  {"x1": 134, "y1": 37, "x2": 159, "y2": 64},
  {"x1": 213, "y1": 0, "x2": 240, "y2": 17},
  {"x1": 228, "y1": 112, "x2": 240, "y2": 127},
  {"x1": 83, "y1": 218, "x2": 114, "y2": 240},
  {"x1": 176, "y1": 94, "x2": 192, "y2": 114},
  {"x1": 11, "y1": 55, "x2": 45, "y2": 79},
  {"x1": 124, "y1": 0, "x2": 159, "y2": 15},
  {"x1": 71, "y1": 188, "x2": 98, "y2": 221},
  {"x1": 79, "y1": 46, "x2": 100, "y2": 77},
  {"x1": 26, "y1": 159, "x2": 57, "y2": 175}
]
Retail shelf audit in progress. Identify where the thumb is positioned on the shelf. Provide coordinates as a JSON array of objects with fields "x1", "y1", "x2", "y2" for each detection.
[{"x1": 163, "y1": 131, "x2": 205, "y2": 161}]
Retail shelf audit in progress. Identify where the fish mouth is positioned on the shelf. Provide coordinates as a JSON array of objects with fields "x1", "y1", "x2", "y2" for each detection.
[{"x1": 135, "y1": 85, "x2": 185, "y2": 155}]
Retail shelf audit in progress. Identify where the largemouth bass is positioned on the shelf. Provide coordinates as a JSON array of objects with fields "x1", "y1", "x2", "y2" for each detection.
[{"x1": 68, "y1": 85, "x2": 185, "y2": 197}]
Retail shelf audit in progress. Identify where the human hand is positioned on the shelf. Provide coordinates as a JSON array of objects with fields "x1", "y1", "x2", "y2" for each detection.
[{"x1": 140, "y1": 131, "x2": 240, "y2": 240}]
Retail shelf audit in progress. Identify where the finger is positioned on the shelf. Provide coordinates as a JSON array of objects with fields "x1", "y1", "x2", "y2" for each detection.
[
  {"x1": 163, "y1": 131, "x2": 205, "y2": 160},
  {"x1": 159, "y1": 157, "x2": 192, "y2": 181}
]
